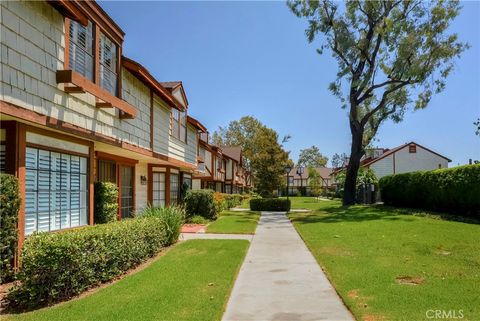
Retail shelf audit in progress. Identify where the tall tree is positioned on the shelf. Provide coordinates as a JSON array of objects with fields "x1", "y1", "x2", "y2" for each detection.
[
  {"x1": 297, "y1": 146, "x2": 328, "y2": 168},
  {"x1": 212, "y1": 116, "x2": 291, "y2": 197},
  {"x1": 289, "y1": 0, "x2": 467, "y2": 205},
  {"x1": 331, "y1": 152, "x2": 348, "y2": 169},
  {"x1": 307, "y1": 166, "x2": 323, "y2": 196}
]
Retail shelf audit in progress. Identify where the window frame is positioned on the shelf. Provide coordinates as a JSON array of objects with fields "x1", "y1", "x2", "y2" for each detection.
[
  {"x1": 170, "y1": 109, "x2": 187, "y2": 143},
  {"x1": 65, "y1": 18, "x2": 122, "y2": 98}
]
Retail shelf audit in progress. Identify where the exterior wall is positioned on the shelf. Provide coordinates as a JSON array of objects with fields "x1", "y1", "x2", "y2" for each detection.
[
  {"x1": 136, "y1": 161, "x2": 148, "y2": 212},
  {"x1": 0, "y1": 1, "x2": 153, "y2": 150},
  {"x1": 369, "y1": 154, "x2": 394, "y2": 179},
  {"x1": 394, "y1": 146, "x2": 448, "y2": 174},
  {"x1": 185, "y1": 124, "x2": 197, "y2": 165},
  {"x1": 152, "y1": 95, "x2": 170, "y2": 155},
  {"x1": 226, "y1": 158, "x2": 233, "y2": 180},
  {"x1": 192, "y1": 178, "x2": 201, "y2": 190}
]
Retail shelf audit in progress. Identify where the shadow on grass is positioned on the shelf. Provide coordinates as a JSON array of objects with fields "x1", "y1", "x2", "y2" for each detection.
[{"x1": 290, "y1": 203, "x2": 480, "y2": 225}]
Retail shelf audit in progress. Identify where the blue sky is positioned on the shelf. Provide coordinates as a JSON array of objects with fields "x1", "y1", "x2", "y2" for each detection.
[{"x1": 101, "y1": 1, "x2": 480, "y2": 167}]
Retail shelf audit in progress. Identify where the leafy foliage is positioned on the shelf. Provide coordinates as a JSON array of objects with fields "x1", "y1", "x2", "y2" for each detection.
[
  {"x1": 357, "y1": 167, "x2": 378, "y2": 186},
  {"x1": 94, "y1": 182, "x2": 118, "y2": 224},
  {"x1": 288, "y1": 0, "x2": 467, "y2": 205},
  {"x1": 0, "y1": 174, "x2": 20, "y2": 283},
  {"x1": 139, "y1": 206, "x2": 184, "y2": 245},
  {"x1": 331, "y1": 152, "x2": 348, "y2": 168},
  {"x1": 212, "y1": 116, "x2": 291, "y2": 197},
  {"x1": 7, "y1": 217, "x2": 167, "y2": 310},
  {"x1": 379, "y1": 165, "x2": 480, "y2": 215},
  {"x1": 184, "y1": 189, "x2": 218, "y2": 220},
  {"x1": 475, "y1": 118, "x2": 480, "y2": 136},
  {"x1": 297, "y1": 146, "x2": 328, "y2": 167},
  {"x1": 307, "y1": 166, "x2": 323, "y2": 196},
  {"x1": 250, "y1": 198, "x2": 291, "y2": 212}
]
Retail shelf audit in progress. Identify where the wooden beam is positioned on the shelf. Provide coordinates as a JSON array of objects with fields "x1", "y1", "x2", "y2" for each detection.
[
  {"x1": 64, "y1": 86, "x2": 85, "y2": 93},
  {"x1": 56, "y1": 70, "x2": 137, "y2": 118},
  {"x1": 96, "y1": 102, "x2": 113, "y2": 108}
]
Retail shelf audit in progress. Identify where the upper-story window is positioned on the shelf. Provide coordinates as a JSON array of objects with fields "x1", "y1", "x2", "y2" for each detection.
[
  {"x1": 170, "y1": 109, "x2": 187, "y2": 142},
  {"x1": 69, "y1": 20, "x2": 94, "y2": 81},
  {"x1": 99, "y1": 33, "x2": 118, "y2": 95},
  {"x1": 68, "y1": 20, "x2": 120, "y2": 97}
]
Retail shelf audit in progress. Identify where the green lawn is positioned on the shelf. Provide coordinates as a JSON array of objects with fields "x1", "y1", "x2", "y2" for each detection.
[
  {"x1": 288, "y1": 197, "x2": 480, "y2": 321},
  {"x1": 206, "y1": 210, "x2": 260, "y2": 234},
  {"x1": 6, "y1": 240, "x2": 249, "y2": 321}
]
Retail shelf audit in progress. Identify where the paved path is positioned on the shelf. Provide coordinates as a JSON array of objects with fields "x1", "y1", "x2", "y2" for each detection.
[
  {"x1": 222, "y1": 211, "x2": 354, "y2": 321},
  {"x1": 180, "y1": 233, "x2": 254, "y2": 241}
]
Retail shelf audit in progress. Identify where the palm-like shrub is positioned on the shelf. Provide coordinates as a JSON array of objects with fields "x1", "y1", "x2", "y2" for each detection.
[{"x1": 140, "y1": 206, "x2": 184, "y2": 245}]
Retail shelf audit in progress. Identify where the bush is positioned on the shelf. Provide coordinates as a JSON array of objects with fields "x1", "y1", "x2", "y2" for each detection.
[
  {"x1": 250, "y1": 198, "x2": 291, "y2": 212},
  {"x1": 139, "y1": 206, "x2": 184, "y2": 245},
  {"x1": 213, "y1": 192, "x2": 227, "y2": 213},
  {"x1": 94, "y1": 182, "x2": 118, "y2": 224},
  {"x1": 0, "y1": 174, "x2": 20, "y2": 284},
  {"x1": 188, "y1": 215, "x2": 211, "y2": 224},
  {"x1": 184, "y1": 189, "x2": 218, "y2": 220},
  {"x1": 219, "y1": 193, "x2": 244, "y2": 209},
  {"x1": 379, "y1": 165, "x2": 480, "y2": 215},
  {"x1": 7, "y1": 217, "x2": 166, "y2": 310}
]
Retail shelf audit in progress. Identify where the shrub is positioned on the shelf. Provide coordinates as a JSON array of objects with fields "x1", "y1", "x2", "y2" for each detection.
[
  {"x1": 250, "y1": 198, "x2": 291, "y2": 212},
  {"x1": 379, "y1": 165, "x2": 480, "y2": 215},
  {"x1": 94, "y1": 182, "x2": 118, "y2": 224},
  {"x1": 184, "y1": 189, "x2": 218, "y2": 220},
  {"x1": 0, "y1": 174, "x2": 20, "y2": 284},
  {"x1": 213, "y1": 192, "x2": 227, "y2": 213},
  {"x1": 220, "y1": 193, "x2": 244, "y2": 209},
  {"x1": 139, "y1": 206, "x2": 184, "y2": 245},
  {"x1": 188, "y1": 215, "x2": 211, "y2": 224},
  {"x1": 7, "y1": 217, "x2": 166, "y2": 310}
]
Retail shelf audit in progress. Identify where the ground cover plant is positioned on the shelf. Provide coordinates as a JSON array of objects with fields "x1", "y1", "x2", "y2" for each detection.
[
  {"x1": 4, "y1": 240, "x2": 249, "y2": 321},
  {"x1": 206, "y1": 210, "x2": 260, "y2": 234},
  {"x1": 288, "y1": 197, "x2": 480, "y2": 321}
]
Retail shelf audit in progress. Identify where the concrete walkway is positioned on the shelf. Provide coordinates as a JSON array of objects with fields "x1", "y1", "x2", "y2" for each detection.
[{"x1": 222, "y1": 211, "x2": 354, "y2": 321}]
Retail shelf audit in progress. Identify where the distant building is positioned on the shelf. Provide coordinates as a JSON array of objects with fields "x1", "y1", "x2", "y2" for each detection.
[
  {"x1": 331, "y1": 142, "x2": 451, "y2": 183},
  {"x1": 283, "y1": 167, "x2": 333, "y2": 196}
]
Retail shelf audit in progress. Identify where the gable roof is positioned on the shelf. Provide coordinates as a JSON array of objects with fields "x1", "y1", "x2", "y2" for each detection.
[
  {"x1": 160, "y1": 81, "x2": 189, "y2": 108},
  {"x1": 362, "y1": 141, "x2": 451, "y2": 167},
  {"x1": 187, "y1": 115, "x2": 207, "y2": 133},
  {"x1": 221, "y1": 146, "x2": 242, "y2": 162}
]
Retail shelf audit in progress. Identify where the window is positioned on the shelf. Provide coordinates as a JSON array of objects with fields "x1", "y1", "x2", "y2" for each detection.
[
  {"x1": 25, "y1": 147, "x2": 88, "y2": 235},
  {"x1": 409, "y1": 144, "x2": 416, "y2": 153},
  {"x1": 120, "y1": 166, "x2": 134, "y2": 218},
  {"x1": 170, "y1": 109, "x2": 187, "y2": 142},
  {"x1": 99, "y1": 33, "x2": 118, "y2": 95},
  {"x1": 0, "y1": 144, "x2": 5, "y2": 173},
  {"x1": 170, "y1": 174, "x2": 179, "y2": 204},
  {"x1": 69, "y1": 20, "x2": 94, "y2": 81},
  {"x1": 152, "y1": 172, "x2": 166, "y2": 207},
  {"x1": 97, "y1": 159, "x2": 116, "y2": 183},
  {"x1": 182, "y1": 173, "x2": 192, "y2": 190},
  {"x1": 225, "y1": 184, "x2": 232, "y2": 194},
  {"x1": 438, "y1": 164, "x2": 442, "y2": 169}
]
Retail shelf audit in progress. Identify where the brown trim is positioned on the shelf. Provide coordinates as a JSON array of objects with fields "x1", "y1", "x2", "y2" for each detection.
[
  {"x1": 165, "y1": 167, "x2": 171, "y2": 205},
  {"x1": 94, "y1": 24, "x2": 101, "y2": 86},
  {"x1": 95, "y1": 151, "x2": 138, "y2": 165},
  {"x1": 64, "y1": 18, "x2": 71, "y2": 69},
  {"x1": 16, "y1": 123, "x2": 26, "y2": 260},
  {"x1": 187, "y1": 115, "x2": 207, "y2": 133},
  {"x1": 48, "y1": 0, "x2": 88, "y2": 26},
  {"x1": 80, "y1": 1, "x2": 124, "y2": 44},
  {"x1": 56, "y1": 70, "x2": 137, "y2": 118},
  {"x1": 1, "y1": 101, "x2": 197, "y2": 170},
  {"x1": 150, "y1": 90, "x2": 154, "y2": 151},
  {"x1": 1, "y1": 121, "x2": 17, "y2": 175},
  {"x1": 122, "y1": 56, "x2": 184, "y2": 111}
]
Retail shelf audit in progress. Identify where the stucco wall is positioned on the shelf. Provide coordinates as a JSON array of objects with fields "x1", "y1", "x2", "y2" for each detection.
[{"x1": 135, "y1": 161, "x2": 148, "y2": 212}]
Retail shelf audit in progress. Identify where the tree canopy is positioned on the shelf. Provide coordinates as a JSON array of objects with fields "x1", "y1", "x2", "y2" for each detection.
[
  {"x1": 297, "y1": 146, "x2": 328, "y2": 168},
  {"x1": 212, "y1": 116, "x2": 291, "y2": 197},
  {"x1": 289, "y1": 0, "x2": 467, "y2": 205}
]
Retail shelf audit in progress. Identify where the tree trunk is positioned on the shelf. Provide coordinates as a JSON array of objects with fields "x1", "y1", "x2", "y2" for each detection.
[{"x1": 343, "y1": 127, "x2": 364, "y2": 206}]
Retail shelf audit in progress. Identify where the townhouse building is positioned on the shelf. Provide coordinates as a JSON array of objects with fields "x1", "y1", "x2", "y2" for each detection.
[{"x1": 0, "y1": 0, "x2": 250, "y2": 250}]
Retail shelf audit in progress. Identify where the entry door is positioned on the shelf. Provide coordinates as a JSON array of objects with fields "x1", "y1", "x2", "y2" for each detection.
[{"x1": 119, "y1": 165, "x2": 134, "y2": 218}]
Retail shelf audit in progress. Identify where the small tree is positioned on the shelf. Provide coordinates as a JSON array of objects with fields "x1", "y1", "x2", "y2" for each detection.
[
  {"x1": 289, "y1": 0, "x2": 468, "y2": 205},
  {"x1": 331, "y1": 152, "x2": 348, "y2": 169},
  {"x1": 308, "y1": 166, "x2": 323, "y2": 196}
]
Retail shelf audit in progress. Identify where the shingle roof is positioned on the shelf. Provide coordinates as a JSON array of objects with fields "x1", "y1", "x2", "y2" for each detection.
[
  {"x1": 288, "y1": 167, "x2": 333, "y2": 180},
  {"x1": 159, "y1": 81, "x2": 182, "y2": 90},
  {"x1": 221, "y1": 146, "x2": 242, "y2": 162}
]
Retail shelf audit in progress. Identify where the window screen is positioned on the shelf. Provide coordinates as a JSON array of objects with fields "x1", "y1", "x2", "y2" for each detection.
[
  {"x1": 25, "y1": 147, "x2": 88, "y2": 235},
  {"x1": 170, "y1": 174, "x2": 179, "y2": 204},
  {"x1": 69, "y1": 20, "x2": 94, "y2": 81}
]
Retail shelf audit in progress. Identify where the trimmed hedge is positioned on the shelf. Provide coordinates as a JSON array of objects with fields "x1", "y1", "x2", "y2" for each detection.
[
  {"x1": 213, "y1": 192, "x2": 245, "y2": 212},
  {"x1": 7, "y1": 217, "x2": 167, "y2": 310},
  {"x1": 250, "y1": 198, "x2": 291, "y2": 212},
  {"x1": 184, "y1": 189, "x2": 218, "y2": 220},
  {"x1": 379, "y1": 165, "x2": 480, "y2": 215},
  {"x1": 0, "y1": 174, "x2": 20, "y2": 284},
  {"x1": 94, "y1": 181, "x2": 118, "y2": 224}
]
